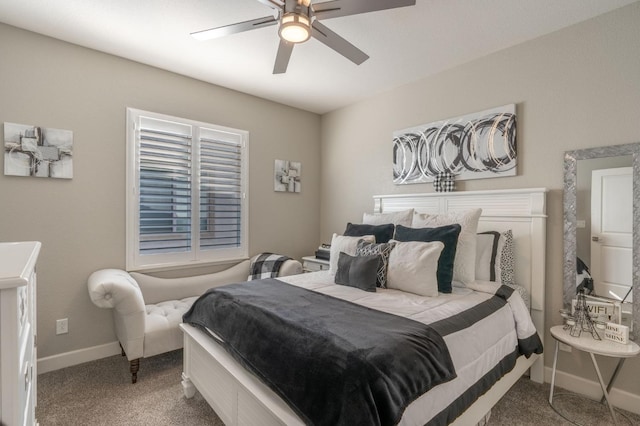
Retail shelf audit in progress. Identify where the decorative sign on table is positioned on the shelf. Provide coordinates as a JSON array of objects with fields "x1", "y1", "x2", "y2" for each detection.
[
  {"x1": 571, "y1": 297, "x2": 621, "y2": 324},
  {"x1": 392, "y1": 104, "x2": 516, "y2": 185},
  {"x1": 604, "y1": 323, "x2": 629, "y2": 344}
]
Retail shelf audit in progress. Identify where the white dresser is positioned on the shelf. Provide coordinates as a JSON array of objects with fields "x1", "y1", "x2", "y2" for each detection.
[{"x1": 0, "y1": 241, "x2": 41, "y2": 426}]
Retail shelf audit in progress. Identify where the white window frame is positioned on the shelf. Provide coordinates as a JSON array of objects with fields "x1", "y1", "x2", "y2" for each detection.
[{"x1": 126, "y1": 108, "x2": 249, "y2": 271}]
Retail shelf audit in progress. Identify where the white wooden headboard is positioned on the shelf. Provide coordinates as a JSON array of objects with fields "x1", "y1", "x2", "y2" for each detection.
[{"x1": 373, "y1": 188, "x2": 547, "y2": 381}]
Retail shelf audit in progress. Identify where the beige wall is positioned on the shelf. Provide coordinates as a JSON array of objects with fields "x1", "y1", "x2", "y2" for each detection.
[
  {"x1": 320, "y1": 4, "x2": 640, "y2": 394},
  {"x1": 0, "y1": 24, "x2": 321, "y2": 358},
  {"x1": 2, "y1": 0, "x2": 639, "y2": 398}
]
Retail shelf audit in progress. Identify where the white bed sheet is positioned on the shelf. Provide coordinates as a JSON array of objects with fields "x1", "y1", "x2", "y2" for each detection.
[{"x1": 276, "y1": 271, "x2": 528, "y2": 425}]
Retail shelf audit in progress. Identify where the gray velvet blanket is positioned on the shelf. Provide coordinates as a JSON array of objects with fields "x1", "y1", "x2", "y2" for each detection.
[{"x1": 183, "y1": 278, "x2": 456, "y2": 426}]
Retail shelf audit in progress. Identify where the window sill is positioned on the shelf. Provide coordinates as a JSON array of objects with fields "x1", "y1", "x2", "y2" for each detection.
[{"x1": 127, "y1": 256, "x2": 250, "y2": 274}]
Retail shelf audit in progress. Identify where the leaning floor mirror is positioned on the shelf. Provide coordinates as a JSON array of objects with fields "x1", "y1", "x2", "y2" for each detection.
[{"x1": 563, "y1": 142, "x2": 640, "y2": 341}]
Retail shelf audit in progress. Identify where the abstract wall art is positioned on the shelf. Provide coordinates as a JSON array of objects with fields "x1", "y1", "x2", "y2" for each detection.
[
  {"x1": 274, "y1": 159, "x2": 301, "y2": 193},
  {"x1": 392, "y1": 104, "x2": 516, "y2": 185},
  {"x1": 4, "y1": 122, "x2": 73, "y2": 179}
]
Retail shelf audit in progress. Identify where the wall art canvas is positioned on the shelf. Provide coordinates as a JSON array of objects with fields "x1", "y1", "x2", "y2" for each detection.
[
  {"x1": 4, "y1": 122, "x2": 73, "y2": 179},
  {"x1": 393, "y1": 104, "x2": 516, "y2": 185},
  {"x1": 274, "y1": 159, "x2": 301, "y2": 193}
]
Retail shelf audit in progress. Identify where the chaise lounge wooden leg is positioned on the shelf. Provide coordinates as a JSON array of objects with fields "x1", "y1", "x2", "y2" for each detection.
[
  {"x1": 120, "y1": 343, "x2": 126, "y2": 357},
  {"x1": 130, "y1": 358, "x2": 140, "y2": 384}
]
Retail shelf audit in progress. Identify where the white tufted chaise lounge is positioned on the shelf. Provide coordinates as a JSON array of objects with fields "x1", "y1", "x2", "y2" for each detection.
[{"x1": 87, "y1": 256, "x2": 302, "y2": 383}]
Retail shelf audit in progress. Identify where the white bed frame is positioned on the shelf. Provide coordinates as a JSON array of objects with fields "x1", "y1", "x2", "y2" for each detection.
[{"x1": 181, "y1": 188, "x2": 547, "y2": 426}]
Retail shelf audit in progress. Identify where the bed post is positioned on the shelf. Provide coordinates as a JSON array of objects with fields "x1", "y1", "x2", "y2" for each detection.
[
  {"x1": 181, "y1": 324, "x2": 196, "y2": 398},
  {"x1": 528, "y1": 190, "x2": 546, "y2": 383}
]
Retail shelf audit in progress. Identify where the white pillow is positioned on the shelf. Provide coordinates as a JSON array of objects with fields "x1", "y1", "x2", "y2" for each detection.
[
  {"x1": 412, "y1": 208, "x2": 482, "y2": 286},
  {"x1": 475, "y1": 231, "x2": 505, "y2": 282},
  {"x1": 362, "y1": 209, "x2": 414, "y2": 226},
  {"x1": 475, "y1": 230, "x2": 515, "y2": 286},
  {"x1": 329, "y1": 233, "x2": 375, "y2": 275},
  {"x1": 386, "y1": 240, "x2": 443, "y2": 297}
]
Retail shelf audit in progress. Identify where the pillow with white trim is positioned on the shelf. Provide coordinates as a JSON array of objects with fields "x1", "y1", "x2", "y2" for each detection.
[
  {"x1": 475, "y1": 229, "x2": 516, "y2": 286},
  {"x1": 412, "y1": 208, "x2": 482, "y2": 286},
  {"x1": 475, "y1": 231, "x2": 505, "y2": 282},
  {"x1": 329, "y1": 233, "x2": 375, "y2": 275},
  {"x1": 363, "y1": 209, "x2": 414, "y2": 227},
  {"x1": 386, "y1": 240, "x2": 443, "y2": 297}
]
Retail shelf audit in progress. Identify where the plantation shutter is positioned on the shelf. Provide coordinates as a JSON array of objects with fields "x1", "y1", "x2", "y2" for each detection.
[
  {"x1": 127, "y1": 108, "x2": 248, "y2": 270},
  {"x1": 138, "y1": 117, "x2": 192, "y2": 255},
  {"x1": 199, "y1": 128, "x2": 243, "y2": 250}
]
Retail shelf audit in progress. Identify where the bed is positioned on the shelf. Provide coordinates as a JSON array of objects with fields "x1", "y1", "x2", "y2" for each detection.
[{"x1": 180, "y1": 188, "x2": 547, "y2": 425}]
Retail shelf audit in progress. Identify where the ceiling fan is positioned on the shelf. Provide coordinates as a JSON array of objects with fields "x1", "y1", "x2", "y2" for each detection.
[{"x1": 191, "y1": 0, "x2": 417, "y2": 74}]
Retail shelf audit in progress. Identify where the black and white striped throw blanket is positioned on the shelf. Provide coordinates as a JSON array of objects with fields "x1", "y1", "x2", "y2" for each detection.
[{"x1": 248, "y1": 253, "x2": 291, "y2": 280}]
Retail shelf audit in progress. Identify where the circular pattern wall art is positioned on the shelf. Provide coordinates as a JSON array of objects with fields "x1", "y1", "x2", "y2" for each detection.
[{"x1": 393, "y1": 104, "x2": 516, "y2": 185}]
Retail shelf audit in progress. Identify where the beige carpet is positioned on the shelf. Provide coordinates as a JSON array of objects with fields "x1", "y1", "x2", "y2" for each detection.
[{"x1": 37, "y1": 350, "x2": 640, "y2": 425}]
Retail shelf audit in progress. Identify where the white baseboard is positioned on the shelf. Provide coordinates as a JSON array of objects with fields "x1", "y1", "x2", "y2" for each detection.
[
  {"x1": 38, "y1": 341, "x2": 121, "y2": 374},
  {"x1": 545, "y1": 366, "x2": 640, "y2": 415}
]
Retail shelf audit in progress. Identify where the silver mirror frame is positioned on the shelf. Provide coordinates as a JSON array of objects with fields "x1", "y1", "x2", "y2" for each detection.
[{"x1": 563, "y1": 142, "x2": 640, "y2": 341}]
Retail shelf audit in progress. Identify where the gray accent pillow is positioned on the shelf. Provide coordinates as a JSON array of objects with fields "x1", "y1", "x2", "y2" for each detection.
[
  {"x1": 335, "y1": 252, "x2": 379, "y2": 292},
  {"x1": 355, "y1": 240, "x2": 396, "y2": 288}
]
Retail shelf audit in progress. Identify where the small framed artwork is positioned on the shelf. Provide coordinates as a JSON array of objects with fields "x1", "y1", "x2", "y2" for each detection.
[
  {"x1": 4, "y1": 122, "x2": 73, "y2": 179},
  {"x1": 274, "y1": 159, "x2": 301, "y2": 193}
]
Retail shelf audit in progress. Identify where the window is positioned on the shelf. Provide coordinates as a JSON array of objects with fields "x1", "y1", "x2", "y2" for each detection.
[{"x1": 126, "y1": 108, "x2": 248, "y2": 271}]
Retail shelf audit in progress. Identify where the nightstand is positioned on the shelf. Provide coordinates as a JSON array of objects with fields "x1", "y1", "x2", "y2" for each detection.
[
  {"x1": 301, "y1": 256, "x2": 329, "y2": 273},
  {"x1": 549, "y1": 325, "x2": 640, "y2": 425}
]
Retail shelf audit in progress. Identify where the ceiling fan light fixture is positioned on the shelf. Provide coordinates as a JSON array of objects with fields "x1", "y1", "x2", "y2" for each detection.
[{"x1": 279, "y1": 12, "x2": 311, "y2": 43}]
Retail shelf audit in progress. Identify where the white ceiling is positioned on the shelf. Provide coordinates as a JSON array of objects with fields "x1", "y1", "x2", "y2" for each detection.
[{"x1": 0, "y1": 0, "x2": 637, "y2": 114}]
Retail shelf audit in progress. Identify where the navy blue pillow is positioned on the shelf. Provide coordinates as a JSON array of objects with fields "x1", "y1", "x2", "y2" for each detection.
[
  {"x1": 343, "y1": 222, "x2": 395, "y2": 243},
  {"x1": 394, "y1": 224, "x2": 461, "y2": 293}
]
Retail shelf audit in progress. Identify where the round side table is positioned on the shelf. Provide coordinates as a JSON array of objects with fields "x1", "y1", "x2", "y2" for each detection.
[{"x1": 549, "y1": 325, "x2": 640, "y2": 425}]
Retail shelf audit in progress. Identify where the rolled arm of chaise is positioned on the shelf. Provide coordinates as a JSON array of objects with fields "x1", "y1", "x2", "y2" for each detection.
[
  {"x1": 87, "y1": 269, "x2": 146, "y2": 360},
  {"x1": 279, "y1": 259, "x2": 303, "y2": 276}
]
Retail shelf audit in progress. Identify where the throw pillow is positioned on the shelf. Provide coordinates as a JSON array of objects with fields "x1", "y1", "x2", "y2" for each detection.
[
  {"x1": 329, "y1": 233, "x2": 375, "y2": 275},
  {"x1": 334, "y1": 252, "x2": 379, "y2": 292},
  {"x1": 475, "y1": 231, "x2": 505, "y2": 282},
  {"x1": 412, "y1": 208, "x2": 481, "y2": 286},
  {"x1": 355, "y1": 240, "x2": 396, "y2": 288},
  {"x1": 362, "y1": 209, "x2": 414, "y2": 227},
  {"x1": 500, "y1": 230, "x2": 515, "y2": 287},
  {"x1": 394, "y1": 224, "x2": 461, "y2": 293},
  {"x1": 386, "y1": 240, "x2": 443, "y2": 297},
  {"x1": 344, "y1": 222, "x2": 395, "y2": 243}
]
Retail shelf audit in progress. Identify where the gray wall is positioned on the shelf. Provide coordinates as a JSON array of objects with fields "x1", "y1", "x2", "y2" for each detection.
[
  {"x1": 320, "y1": 4, "x2": 640, "y2": 394},
  {"x1": 0, "y1": 24, "x2": 321, "y2": 358}
]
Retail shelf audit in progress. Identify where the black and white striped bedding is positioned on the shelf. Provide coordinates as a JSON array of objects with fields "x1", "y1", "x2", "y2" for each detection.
[{"x1": 277, "y1": 271, "x2": 543, "y2": 425}]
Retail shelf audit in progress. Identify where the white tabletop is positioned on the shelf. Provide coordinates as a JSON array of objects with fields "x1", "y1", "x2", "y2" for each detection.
[
  {"x1": 0, "y1": 241, "x2": 41, "y2": 290},
  {"x1": 550, "y1": 325, "x2": 640, "y2": 358}
]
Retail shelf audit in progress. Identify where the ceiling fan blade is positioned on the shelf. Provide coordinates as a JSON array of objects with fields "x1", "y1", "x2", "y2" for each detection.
[
  {"x1": 191, "y1": 15, "x2": 278, "y2": 41},
  {"x1": 311, "y1": 21, "x2": 369, "y2": 65},
  {"x1": 313, "y1": 0, "x2": 416, "y2": 20},
  {"x1": 273, "y1": 40, "x2": 294, "y2": 74}
]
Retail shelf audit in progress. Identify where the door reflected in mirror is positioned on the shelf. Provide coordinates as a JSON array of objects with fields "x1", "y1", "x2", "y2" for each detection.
[{"x1": 576, "y1": 157, "x2": 633, "y2": 303}]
